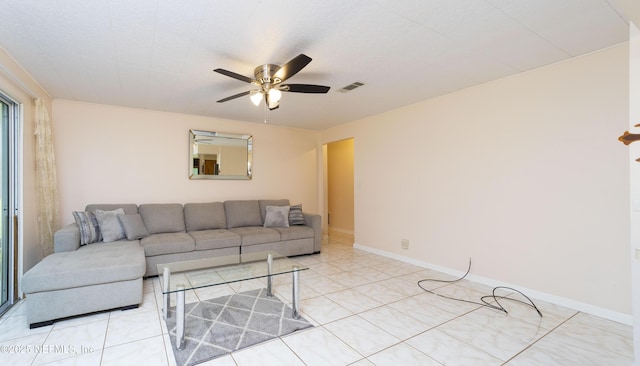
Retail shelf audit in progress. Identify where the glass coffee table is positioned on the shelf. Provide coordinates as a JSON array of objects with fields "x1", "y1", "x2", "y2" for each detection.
[{"x1": 157, "y1": 251, "x2": 308, "y2": 350}]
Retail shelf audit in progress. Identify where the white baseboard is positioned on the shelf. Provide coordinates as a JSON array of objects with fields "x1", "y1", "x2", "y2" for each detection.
[{"x1": 353, "y1": 243, "x2": 633, "y2": 326}]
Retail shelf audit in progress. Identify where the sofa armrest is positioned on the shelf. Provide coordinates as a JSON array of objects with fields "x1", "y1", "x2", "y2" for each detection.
[
  {"x1": 54, "y1": 223, "x2": 81, "y2": 252},
  {"x1": 303, "y1": 213, "x2": 322, "y2": 252}
]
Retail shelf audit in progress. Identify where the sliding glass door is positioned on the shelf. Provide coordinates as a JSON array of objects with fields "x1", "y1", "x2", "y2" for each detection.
[{"x1": 0, "y1": 95, "x2": 14, "y2": 316}]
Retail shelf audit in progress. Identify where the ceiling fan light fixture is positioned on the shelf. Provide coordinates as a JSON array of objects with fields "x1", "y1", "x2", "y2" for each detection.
[
  {"x1": 268, "y1": 88, "x2": 282, "y2": 103},
  {"x1": 266, "y1": 94, "x2": 280, "y2": 110},
  {"x1": 250, "y1": 92, "x2": 263, "y2": 106}
]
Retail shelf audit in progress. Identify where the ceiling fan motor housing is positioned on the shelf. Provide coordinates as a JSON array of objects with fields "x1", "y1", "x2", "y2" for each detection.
[{"x1": 254, "y1": 64, "x2": 281, "y2": 86}]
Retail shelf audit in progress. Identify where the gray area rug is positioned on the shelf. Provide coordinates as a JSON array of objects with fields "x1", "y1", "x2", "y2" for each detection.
[{"x1": 165, "y1": 288, "x2": 313, "y2": 366}]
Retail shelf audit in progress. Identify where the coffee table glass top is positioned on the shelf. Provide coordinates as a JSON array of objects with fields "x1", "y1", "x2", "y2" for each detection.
[{"x1": 157, "y1": 251, "x2": 308, "y2": 293}]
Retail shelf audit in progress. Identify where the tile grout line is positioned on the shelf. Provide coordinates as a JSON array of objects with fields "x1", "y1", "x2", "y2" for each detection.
[
  {"x1": 27, "y1": 324, "x2": 51, "y2": 366},
  {"x1": 97, "y1": 314, "x2": 109, "y2": 366},
  {"x1": 499, "y1": 311, "x2": 580, "y2": 365}
]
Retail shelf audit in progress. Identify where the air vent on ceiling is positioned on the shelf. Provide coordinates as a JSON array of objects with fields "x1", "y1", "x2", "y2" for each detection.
[{"x1": 338, "y1": 81, "x2": 364, "y2": 93}]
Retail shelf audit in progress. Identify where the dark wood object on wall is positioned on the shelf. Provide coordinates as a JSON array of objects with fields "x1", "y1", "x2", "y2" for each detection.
[{"x1": 618, "y1": 124, "x2": 640, "y2": 162}]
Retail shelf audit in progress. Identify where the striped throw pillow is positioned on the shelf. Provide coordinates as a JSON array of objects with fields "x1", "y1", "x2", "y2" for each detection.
[
  {"x1": 288, "y1": 204, "x2": 306, "y2": 225},
  {"x1": 72, "y1": 211, "x2": 102, "y2": 245}
]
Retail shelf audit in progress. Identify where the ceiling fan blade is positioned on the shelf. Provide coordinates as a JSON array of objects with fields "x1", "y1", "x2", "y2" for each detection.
[
  {"x1": 217, "y1": 90, "x2": 251, "y2": 103},
  {"x1": 213, "y1": 68, "x2": 254, "y2": 84},
  {"x1": 281, "y1": 84, "x2": 330, "y2": 93},
  {"x1": 273, "y1": 54, "x2": 312, "y2": 82}
]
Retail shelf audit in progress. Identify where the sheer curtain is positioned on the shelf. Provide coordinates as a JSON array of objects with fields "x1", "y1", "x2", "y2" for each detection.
[{"x1": 34, "y1": 98, "x2": 59, "y2": 256}]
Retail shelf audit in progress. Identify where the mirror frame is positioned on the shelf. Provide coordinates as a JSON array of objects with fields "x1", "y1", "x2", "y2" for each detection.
[{"x1": 189, "y1": 130, "x2": 253, "y2": 180}]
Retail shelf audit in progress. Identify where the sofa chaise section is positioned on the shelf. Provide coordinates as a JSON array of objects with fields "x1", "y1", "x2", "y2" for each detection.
[{"x1": 22, "y1": 241, "x2": 145, "y2": 327}]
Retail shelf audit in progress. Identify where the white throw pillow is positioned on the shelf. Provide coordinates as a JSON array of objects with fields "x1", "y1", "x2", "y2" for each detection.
[{"x1": 263, "y1": 206, "x2": 290, "y2": 228}]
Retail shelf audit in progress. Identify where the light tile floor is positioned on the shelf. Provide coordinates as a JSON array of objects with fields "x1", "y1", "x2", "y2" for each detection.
[{"x1": 0, "y1": 232, "x2": 634, "y2": 365}]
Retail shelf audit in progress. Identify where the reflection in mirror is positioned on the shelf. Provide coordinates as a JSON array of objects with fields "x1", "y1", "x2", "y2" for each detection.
[{"x1": 189, "y1": 130, "x2": 252, "y2": 180}]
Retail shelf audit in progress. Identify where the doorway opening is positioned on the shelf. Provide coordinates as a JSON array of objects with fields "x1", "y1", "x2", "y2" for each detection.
[{"x1": 325, "y1": 138, "x2": 354, "y2": 245}]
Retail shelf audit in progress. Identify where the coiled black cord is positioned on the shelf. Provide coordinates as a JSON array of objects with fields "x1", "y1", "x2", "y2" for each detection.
[{"x1": 417, "y1": 258, "x2": 542, "y2": 317}]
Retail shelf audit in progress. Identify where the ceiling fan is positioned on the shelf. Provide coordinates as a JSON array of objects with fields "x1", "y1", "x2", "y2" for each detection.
[{"x1": 214, "y1": 54, "x2": 330, "y2": 111}]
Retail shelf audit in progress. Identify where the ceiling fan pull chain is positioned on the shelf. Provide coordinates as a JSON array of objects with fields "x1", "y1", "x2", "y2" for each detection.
[{"x1": 264, "y1": 101, "x2": 268, "y2": 123}]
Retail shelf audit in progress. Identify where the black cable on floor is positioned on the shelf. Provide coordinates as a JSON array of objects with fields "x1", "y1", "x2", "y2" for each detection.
[{"x1": 417, "y1": 258, "x2": 542, "y2": 317}]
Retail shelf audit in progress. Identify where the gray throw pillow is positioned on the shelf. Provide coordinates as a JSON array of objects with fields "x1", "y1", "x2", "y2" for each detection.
[
  {"x1": 263, "y1": 206, "x2": 290, "y2": 228},
  {"x1": 118, "y1": 214, "x2": 150, "y2": 240},
  {"x1": 288, "y1": 204, "x2": 306, "y2": 225},
  {"x1": 94, "y1": 208, "x2": 126, "y2": 242},
  {"x1": 72, "y1": 211, "x2": 102, "y2": 245}
]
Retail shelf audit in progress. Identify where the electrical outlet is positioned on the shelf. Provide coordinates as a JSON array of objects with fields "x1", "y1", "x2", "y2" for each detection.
[{"x1": 401, "y1": 239, "x2": 409, "y2": 250}]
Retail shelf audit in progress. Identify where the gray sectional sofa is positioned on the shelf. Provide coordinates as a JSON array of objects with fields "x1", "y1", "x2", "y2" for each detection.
[{"x1": 22, "y1": 199, "x2": 321, "y2": 327}]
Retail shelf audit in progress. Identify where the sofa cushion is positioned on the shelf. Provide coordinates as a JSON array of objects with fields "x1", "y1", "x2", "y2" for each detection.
[
  {"x1": 86, "y1": 204, "x2": 138, "y2": 215},
  {"x1": 224, "y1": 200, "x2": 262, "y2": 228},
  {"x1": 184, "y1": 202, "x2": 226, "y2": 231},
  {"x1": 259, "y1": 199, "x2": 290, "y2": 222},
  {"x1": 94, "y1": 209, "x2": 126, "y2": 243},
  {"x1": 263, "y1": 206, "x2": 290, "y2": 228},
  {"x1": 188, "y1": 229, "x2": 241, "y2": 251},
  {"x1": 22, "y1": 241, "x2": 144, "y2": 293},
  {"x1": 140, "y1": 232, "x2": 194, "y2": 257},
  {"x1": 118, "y1": 214, "x2": 150, "y2": 240},
  {"x1": 289, "y1": 204, "x2": 306, "y2": 225},
  {"x1": 272, "y1": 226, "x2": 315, "y2": 241},
  {"x1": 72, "y1": 211, "x2": 102, "y2": 245},
  {"x1": 139, "y1": 204, "x2": 185, "y2": 234},
  {"x1": 229, "y1": 227, "x2": 280, "y2": 246}
]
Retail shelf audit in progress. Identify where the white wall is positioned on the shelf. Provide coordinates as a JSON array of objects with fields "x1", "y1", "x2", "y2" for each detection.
[
  {"x1": 52, "y1": 100, "x2": 319, "y2": 226},
  {"x1": 322, "y1": 44, "x2": 631, "y2": 318}
]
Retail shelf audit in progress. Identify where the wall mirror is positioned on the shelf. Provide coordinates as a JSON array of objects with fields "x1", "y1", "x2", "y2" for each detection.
[{"x1": 189, "y1": 130, "x2": 252, "y2": 180}]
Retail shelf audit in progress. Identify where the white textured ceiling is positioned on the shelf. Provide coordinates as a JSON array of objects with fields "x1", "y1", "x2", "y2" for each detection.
[{"x1": 0, "y1": 0, "x2": 629, "y2": 130}]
